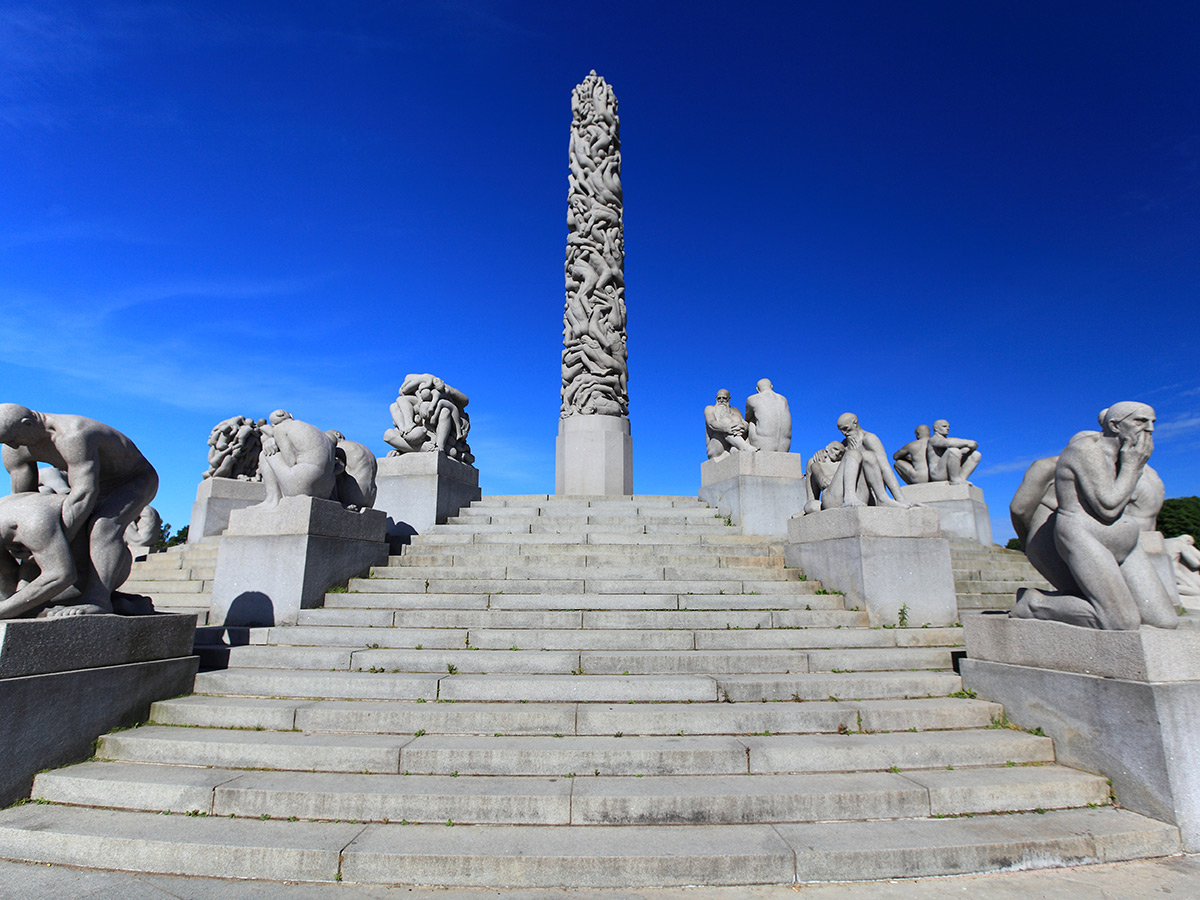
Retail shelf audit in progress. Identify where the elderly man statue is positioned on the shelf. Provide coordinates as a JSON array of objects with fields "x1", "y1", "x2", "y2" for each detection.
[
  {"x1": 825, "y1": 413, "x2": 911, "y2": 510},
  {"x1": 926, "y1": 419, "x2": 981, "y2": 484},
  {"x1": 1011, "y1": 402, "x2": 1177, "y2": 630},
  {"x1": 744, "y1": 379, "x2": 792, "y2": 452},
  {"x1": 704, "y1": 390, "x2": 757, "y2": 461},
  {"x1": 0, "y1": 404, "x2": 158, "y2": 614},
  {"x1": 892, "y1": 425, "x2": 931, "y2": 485}
]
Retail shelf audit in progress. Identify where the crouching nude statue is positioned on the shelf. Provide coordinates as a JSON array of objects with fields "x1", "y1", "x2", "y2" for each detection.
[
  {"x1": 254, "y1": 410, "x2": 337, "y2": 509},
  {"x1": 0, "y1": 404, "x2": 159, "y2": 616},
  {"x1": 1009, "y1": 402, "x2": 1178, "y2": 630}
]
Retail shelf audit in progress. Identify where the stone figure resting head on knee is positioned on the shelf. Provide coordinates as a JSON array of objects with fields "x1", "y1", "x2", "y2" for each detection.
[
  {"x1": 254, "y1": 410, "x2": 337, "y2": 509},
  {"x1": 704, "y1": 390, "x2": 757, "y2": 462},
  {"x1": 1011, "y1": 401, "x2": 1178, "y2": 630}
]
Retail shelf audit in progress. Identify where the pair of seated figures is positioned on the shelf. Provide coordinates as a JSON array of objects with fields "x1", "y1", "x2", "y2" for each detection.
[{"x1": 703, "y1": 379, "x2": 791, "y2": 460}]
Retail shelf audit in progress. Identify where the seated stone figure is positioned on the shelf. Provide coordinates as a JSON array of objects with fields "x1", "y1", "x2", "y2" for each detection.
[
  {"x1": 1165, "y1": 534, "x2": 1200, "y2": 606},
  {"x1": 384, "y1": 374, "x2": 474, "y2": 463},
  {"x1": 325, "y1": 431, "x2": 379, "y2": 511},
  {"x1": 704, "y1": 390, "x2": 757, "y2": 461},
  {"x1": 254, "y1": 410, "x2": 337, "y2": 509},
  {"x1": 926, "y1": 419, "x2": 980, "y2": 484},
  {"x1": 744, "y1": 379, "x2": 791, "y2": 452},
  {"x1": 0, "y1": 404, "x2": 158, "y2": 615},
  {"x1": 892, "y1": 425, "x2": 931, "y2": 485},
  {"x1": 815, "y1": 413, "x2": 911, "y2": 511},
  {"x1": 1010, "y1": 402, "x2": 1177, "y2": 630},
  {"x1": 803, "y1": 442, "x2": 846, "y2": 513}
]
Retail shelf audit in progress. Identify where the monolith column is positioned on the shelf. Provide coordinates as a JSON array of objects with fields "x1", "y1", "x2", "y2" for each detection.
[{"x1": 556, "y1": 71, "x2": 633, "y2": 496}]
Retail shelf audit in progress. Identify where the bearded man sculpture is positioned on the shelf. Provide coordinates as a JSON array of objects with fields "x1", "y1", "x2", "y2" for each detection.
[{"x1": 1010, "y1": 402, "x2": 1178, "y2": 630}]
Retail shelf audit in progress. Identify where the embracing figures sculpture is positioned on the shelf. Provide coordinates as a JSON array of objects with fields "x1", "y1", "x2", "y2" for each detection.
[{"x1": 1010, "y1": 402, "x2": 1178, "y2": 630}]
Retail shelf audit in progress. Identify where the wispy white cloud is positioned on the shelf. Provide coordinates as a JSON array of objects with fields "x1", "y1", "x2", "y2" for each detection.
[
  {"x1": 1157, "y1": 416, "x2": 1200, "y2": 440},
  {"x1": 979, "y1": 455, "x2": 1043, "y2": 476}
]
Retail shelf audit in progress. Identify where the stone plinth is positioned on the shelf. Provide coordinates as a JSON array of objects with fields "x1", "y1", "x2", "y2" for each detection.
[
  {"x1": 374, "y1": 452, "x2": 481, "y2": 550},
  {"x1": 556, "y1": 415, "x2": 632, "y2": 496},
  {"x1": 699, "y1": 451, "x2": 806, "y2": 536},
  {"x1": 188, "y1": 477, "x2": 266, "y2": 541},
  {"x1": 901, "y1": 482, "x2": 992, "y2": 546},
  {"x1": 210, "y1": 497, "x2": 388, "y2": 627},
  {"x1": 0, "y1": 614, "x2": 198, "y2": 806},
  {"x1": 785, "y1": 506, "x2": 958, "y2": 627},
  {"x1": 962, "y1": 615, "x2": 1200, "y2": 850}
]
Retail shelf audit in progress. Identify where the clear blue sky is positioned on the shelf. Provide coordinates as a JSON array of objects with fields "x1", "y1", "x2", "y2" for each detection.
[{"x1": 3, "y1": 1, "x2": 1197, "y2": 542}]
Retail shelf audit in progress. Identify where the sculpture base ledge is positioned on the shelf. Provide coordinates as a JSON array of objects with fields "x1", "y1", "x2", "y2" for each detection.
[
  {"x1": 211, "y1": 497, "x2": 388, "y2": 627},
  {"x1": 0, "y1": 614, "x2": 199, "y2": 806},
  {"x1": 902, "y1": 481, "x2": 993, "y2": 546},
  {"x1": 555, "y1": 415, "x2": 632, "y2": 496},
  {"x1": 699, "y1": 451, "x2": 806, "y2": 536},
  {"x1": 374, "y1": 452, "x2": 481, "y2": 550},
  {"x1": 785, "y1": 506, "x2": 957, "y2": 627},
  {"x1": 188, "y1": 477, "x2": 266, "y2": 541},
  {"x1": 962, "y1": 616, "x2": 1200, "y2": 849}
]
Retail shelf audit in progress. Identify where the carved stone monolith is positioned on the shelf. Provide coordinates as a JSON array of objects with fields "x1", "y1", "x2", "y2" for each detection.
[{"x1": 556, "y1": 71, "x2": 632, "y2": 495}]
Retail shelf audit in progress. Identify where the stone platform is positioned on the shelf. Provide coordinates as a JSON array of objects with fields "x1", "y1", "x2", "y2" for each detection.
[
  {"x1": 902, "y1": 481, "x2": 992, "y2": 546},
  {"x1": 374, "y1": 452, "x2": 481, "y2": 550},
  {"x1": 187, "y1": 477, "x2": 266, "y2": 540},
  {"x1": 962, "y1": 615, "x2": 1200, "y2": 850},
  {"x1": 699, "y1": 450, "x2": 805, "y2": 536},
  {"x1": 210, "y1": 496, "x2": 388, "y2": 627},
  {"x1": 0, "y1": 614, "x2": 198, "y2": 807}
]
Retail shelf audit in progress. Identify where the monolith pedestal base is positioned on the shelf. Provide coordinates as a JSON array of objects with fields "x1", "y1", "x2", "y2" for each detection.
[
  {"x1": 699, "y1": 451, "x2": 806, "y2": 536},
  {"x1": 210, "y1": 497, "x2": 388, "y2": 627},
  {"x1": 901, "y1": 482, "x2": 992, "y2": 546},
  {"x1": 556, "y1": 415, "x2": 632, "y2": 496},
  {"x1": 0, "y1": 614, "x2": 198, "y2": 806},
  {"x1": 374, "y1": 453, "x2": 481, "y2": 550},
  {"x1": 962, "y1": 615, "x2": 1200, "y2": 850},
  {"x1": 188, "y1": 477, "x2": 266, "y2": 541},
  {"x1": 785, "y1": 506, "x2": 958, "y2": 627}
]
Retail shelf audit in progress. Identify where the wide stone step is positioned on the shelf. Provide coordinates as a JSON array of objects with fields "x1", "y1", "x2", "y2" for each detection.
[
  {"x1": 122, "y1": 580, "x2": 207, "y2": 594},
  {"x1": 0, "y1": 804, "x2": 1174, "y2": 887},
  {"x1": 395, "y1": 544, "x2": 784, "y2": 561},
  {"x1": 150, "y1": 695, "x2": 1002, "y2": 735},
  {"x1": 367, "y1": 566, "x2": 807, "y2": 583},
  {"x1": 98, "y1": 726, "x2": 1054, "y2": 776},
  {"x1": 299, "y1": 607, "x2": 869, "y2": 629},
  {"x1": 716, "y1": 670, "x2": 963, "y2": 701},
  {"x1": 194, "y1": 668, "x2": 718, "y2": 702},
  {"x1": 33, "y1": 761, "x2": 1107, "y2": 825}
]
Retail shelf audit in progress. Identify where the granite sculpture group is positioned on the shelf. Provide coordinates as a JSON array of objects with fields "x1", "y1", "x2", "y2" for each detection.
[
  {"x1": 0, "y1": 404, "x2": 158, "y2": 619},
  {"x1": 384, "y1": 374, "x2": 473, "y2": 464}
]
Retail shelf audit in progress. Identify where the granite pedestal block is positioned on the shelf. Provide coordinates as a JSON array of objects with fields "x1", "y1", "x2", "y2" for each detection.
[
  {"x1": 962, "y1": 615, "x2": 1200, "y2": 849},
  {"x1": 901, "y1": 482, "x2": 993, "y2": 546},
  {"x1": 188, "y1": 477, "x2": 267, "y2": 541},
  {"x1": 698, "y1": 451, "x2": 806, "y2": 536},
  {"x1": 785, "y1": 506, "x2": 959, "y2": 627},
  {"x1": 374, "y1": 452, "x2": 481, "y2": 550},
  {"x1": 556, "y1": 415, "x2": 632, "y2": 496},
  {"x1": 210, "y1": 497, "x2": 388, "y2": 627},
  {"x1": 0, "y1": 614, "x2": 199, "y2": 807}
]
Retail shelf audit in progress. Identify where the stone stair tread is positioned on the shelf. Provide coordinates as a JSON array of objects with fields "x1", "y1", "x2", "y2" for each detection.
[
  {"x1": 33, "y1": 761, "x2": 1108, "y2": 824},
  {"x1": 0, "y1": 804, "x2": 1174, "y2": 887}
]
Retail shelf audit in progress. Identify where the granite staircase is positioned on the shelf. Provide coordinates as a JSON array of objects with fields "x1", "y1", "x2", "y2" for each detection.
[
  {"x1": 123, "y1": 539, "x2": 219, "y2": 624},
  {"x1": 951, "y1": 542, "x2": 1052, "y2": 615},
  {"x1": 0, "y1": 495, "x2": 1177, "y2": 887}
]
